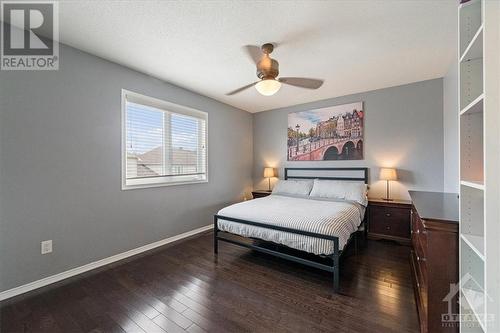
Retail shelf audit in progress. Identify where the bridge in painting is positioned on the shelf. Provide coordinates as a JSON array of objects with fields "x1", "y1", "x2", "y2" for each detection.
[{"x1": 288, "y1": 137, "x2": 363, "y2": 161}]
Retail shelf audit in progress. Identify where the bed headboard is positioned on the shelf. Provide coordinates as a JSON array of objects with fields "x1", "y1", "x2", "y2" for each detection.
[{"x1": 284, "y1": 167, "x2": 369, "y2": 184}]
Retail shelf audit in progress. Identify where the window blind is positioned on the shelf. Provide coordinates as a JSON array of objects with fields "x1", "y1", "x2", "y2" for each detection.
[{"x1": 122, "y1": 91, "x2": 207, "y2": 189}]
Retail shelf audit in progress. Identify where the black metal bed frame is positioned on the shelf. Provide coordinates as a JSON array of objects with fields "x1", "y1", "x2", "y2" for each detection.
[{"x1": 213, "y1": 167, "x2": 369, "y2": 293}]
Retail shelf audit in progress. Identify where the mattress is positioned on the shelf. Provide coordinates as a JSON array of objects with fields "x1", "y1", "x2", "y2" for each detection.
[{"x1": 217, "y1": 194, "x2": 365, "y2": 255}]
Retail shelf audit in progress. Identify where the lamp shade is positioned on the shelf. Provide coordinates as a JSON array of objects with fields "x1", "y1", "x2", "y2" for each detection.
[
  {"x1": 263, "y1": 167, "x2": 275, "y2": 178},
  {"x1": 379, "y1": 168, "x2": 397, "y2": 181}
]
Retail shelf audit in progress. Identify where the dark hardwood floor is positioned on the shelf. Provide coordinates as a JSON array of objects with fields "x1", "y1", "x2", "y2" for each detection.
[{"x1": 1, "y1": 232, "x2": 419, "y2": 333}]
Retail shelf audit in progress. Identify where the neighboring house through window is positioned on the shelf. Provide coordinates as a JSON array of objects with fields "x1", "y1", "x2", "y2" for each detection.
[{"x1": 122, "y1": 90, "x2": 208, "y2": 189}]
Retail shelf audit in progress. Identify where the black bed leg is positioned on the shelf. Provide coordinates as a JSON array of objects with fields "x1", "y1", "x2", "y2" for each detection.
[
  {"x1": 213, "y1": 215, "x2": 218, "y2": 254},
  {"x1": 332, "y1": 239, "x2": 340, "y2": 293},
  {"x1": 333, "y1": 254, "x2": 340, "y2": 293}
]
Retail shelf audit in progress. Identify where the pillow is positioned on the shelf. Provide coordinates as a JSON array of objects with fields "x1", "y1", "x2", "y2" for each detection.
[
  {"x1": 309, "y1": 179, "x2": 368, "y2": 206},
  {"x1": 272, "y1": 179, "x2": 314, "y2": 197}
]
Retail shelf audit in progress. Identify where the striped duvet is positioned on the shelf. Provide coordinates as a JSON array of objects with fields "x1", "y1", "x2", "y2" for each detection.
[{"x1": 217, "y1": 194, "x2": 365, "y2": 255}]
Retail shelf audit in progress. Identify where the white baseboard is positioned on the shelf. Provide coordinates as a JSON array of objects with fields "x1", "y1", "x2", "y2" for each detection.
[{"x1": 0, "y1": 224, "x2": 213, "y2": 301}]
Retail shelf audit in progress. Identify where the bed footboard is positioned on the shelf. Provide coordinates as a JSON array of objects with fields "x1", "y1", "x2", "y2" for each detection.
[{"x1": 213, "y1": 214, "x2": 341, "y2": 293}]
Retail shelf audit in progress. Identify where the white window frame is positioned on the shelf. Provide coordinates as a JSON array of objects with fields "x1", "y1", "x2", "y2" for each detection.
[{"x1": 121, "y1": 89, "x2": 208, "y2": 190}]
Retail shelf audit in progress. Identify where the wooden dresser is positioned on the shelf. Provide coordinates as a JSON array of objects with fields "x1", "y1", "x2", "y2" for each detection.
[{"x1": 409, "y1": 191, "x2": 459, "y2": 333}]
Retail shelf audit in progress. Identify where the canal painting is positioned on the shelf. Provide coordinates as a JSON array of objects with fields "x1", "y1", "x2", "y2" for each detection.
[{"x1": 287, "y1": 102, "x2": 364, "y2": 161}]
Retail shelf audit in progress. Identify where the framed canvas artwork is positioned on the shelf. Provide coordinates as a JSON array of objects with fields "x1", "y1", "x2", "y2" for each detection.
[{"x1": 287, "y1": 102, "x2": 364, "y2": 161}]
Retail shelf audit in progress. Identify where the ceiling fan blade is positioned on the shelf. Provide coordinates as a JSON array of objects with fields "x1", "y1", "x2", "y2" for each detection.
[
  {"x1": 243, "y1": 45, "x2": 262, "y2": 65},
  {"x1": 278, "y1": 77, "x2": 324, "y2": 89},
  {"x1": 226, "y1": 81, "x2": 259, "y2": 96}
]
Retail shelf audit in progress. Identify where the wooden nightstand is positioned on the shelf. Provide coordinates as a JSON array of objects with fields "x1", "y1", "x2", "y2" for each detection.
[
  {"x1": 251, "y1": 190, "x2": 272, "y2": 199},
  {"x1": 368, "y1": 198, "x2": 412, "y2": 245}
]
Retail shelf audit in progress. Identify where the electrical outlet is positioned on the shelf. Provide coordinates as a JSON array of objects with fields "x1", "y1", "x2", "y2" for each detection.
[{"x1": 41, "y1": 240, "x2": 52, "y2": 254}]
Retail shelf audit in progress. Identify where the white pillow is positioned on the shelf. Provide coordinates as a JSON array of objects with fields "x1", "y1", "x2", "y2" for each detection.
[
  {"x1": 272, "y1": 179, "x2": 314, "y2": 197},
  {"x1": 309, "y1": 179, "x2": 368, "y2": 206}
]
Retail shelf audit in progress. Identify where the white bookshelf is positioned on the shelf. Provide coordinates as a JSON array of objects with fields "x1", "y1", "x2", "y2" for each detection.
[
  {"x1": 459, "y1": 107, "x2": 483, "y2": 184},
  {"x1": 460, "y1": 57, "x2": 483, "y2": 110},
  {"x1": 461, "y1": 299, "x2": 486, "y2": 333},
  {"x1": 460, "y1": 180, "x2": 484, "y2": 191},
  {"x1": 460, "y1": 235, "x2": 486, "y2": 330},
  {"x1": 459, "y1": 0, "x2": 482, "y2": 56},
  {"x1": 460, "y1": 234, "x2": 484, "y2": 261},
  {"x1": 460, "y1": 93, "x2": 483, "y2": 116},
  {"x1": 459, "y1": 1, "x2": 500, "y2": 332},
  {"x1": 461, "y1": 289, "x2": 486, "y2": 332},
  {"x1": 459, "y1": 25, "x2": 483, "y2": 63}
]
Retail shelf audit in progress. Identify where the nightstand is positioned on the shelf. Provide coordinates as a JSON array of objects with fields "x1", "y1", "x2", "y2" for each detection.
[
  {"x1": 368, "y1": 198, "x2": 412, "y2": 245},
  {"x1": 251, "y1": 190, "x2": 272, "y2": 199}
]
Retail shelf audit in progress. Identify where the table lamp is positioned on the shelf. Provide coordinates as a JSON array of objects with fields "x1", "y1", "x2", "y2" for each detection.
[
  {"x1": 263, "y1": 167, "x2": 275, "y2": 192},
  {"x1": 379, "y1": 168, "x2": 397, "y2": 201}
]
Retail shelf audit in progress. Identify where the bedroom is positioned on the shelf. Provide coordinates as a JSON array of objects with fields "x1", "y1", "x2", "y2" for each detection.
[{"x1": 0, "y1": 1, "x2": 499, "y2": 332}]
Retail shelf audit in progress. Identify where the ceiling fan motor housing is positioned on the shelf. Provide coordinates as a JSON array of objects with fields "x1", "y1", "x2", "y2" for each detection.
[{"x1": 256, "y1": 57, "x2": 279, "y2": 80}]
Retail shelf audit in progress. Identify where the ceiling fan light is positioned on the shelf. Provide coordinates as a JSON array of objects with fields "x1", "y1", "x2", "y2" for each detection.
[{"x1": 255, "y1": 79, "x2": 281, "y2": 96}]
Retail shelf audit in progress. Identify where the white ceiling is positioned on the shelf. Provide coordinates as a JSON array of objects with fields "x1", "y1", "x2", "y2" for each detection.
[{"x1": 58, "y1": 0, "x2": 456, "y2": 113}]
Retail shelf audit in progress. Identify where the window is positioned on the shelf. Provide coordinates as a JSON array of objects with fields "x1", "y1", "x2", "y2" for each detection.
[{"x1": 122, "y1": 90, "x2": 207, "y2": 189}]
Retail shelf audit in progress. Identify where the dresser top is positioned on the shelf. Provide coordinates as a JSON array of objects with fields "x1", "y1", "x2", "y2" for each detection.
[{"x1": 409, "y1": 190, "x2": 459, "y2": 223}]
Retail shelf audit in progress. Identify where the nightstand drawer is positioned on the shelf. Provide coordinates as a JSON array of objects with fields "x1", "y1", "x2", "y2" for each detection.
[{"x1": 369, "y1": 205, "x2": 410, "y2": 238}]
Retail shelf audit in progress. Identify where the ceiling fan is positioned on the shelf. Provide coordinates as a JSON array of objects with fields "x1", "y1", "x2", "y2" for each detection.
[{"x1": 227, "y1": 43, "x2": 324, "y2": 96}]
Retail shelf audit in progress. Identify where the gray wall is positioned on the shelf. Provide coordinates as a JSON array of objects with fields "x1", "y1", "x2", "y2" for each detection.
[
  {"x1": 443, "y1": 62, "x2": 459, "y2": 193},
  {"x1": 0, "y1": 45, "x2": 253, "y2": 292},
  {"x1": 253, "y1": 79, "x2": 445, "y2": 200}
]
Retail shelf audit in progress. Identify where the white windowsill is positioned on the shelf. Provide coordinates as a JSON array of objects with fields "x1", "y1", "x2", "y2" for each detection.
[{"x1": 122, "y1": 176, "x2": 208, "y2": 190}]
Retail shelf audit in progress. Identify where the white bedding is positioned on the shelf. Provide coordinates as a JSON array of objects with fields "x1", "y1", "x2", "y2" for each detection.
[{"x1": 217, "y1": 194, "x2": 365, "y2": 255}]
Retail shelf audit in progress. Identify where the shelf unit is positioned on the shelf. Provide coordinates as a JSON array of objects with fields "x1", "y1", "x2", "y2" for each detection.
[
  {"x1": 461, "y1": 290, "x2": 486, "y2": 333},
  {"x1": 461, "y1": 180, "x2": 484, "y2": 191},
  {"x1": 458, "y1": 0, "x2": 500, "y2": 332},
  {"x1": 460, "y1": 93, "x2": 483, "y2": 116},
  {"x1": 459, "y1": 25, "x2": 483, "y2": 63},
  {"x1": 461, "y1": 288, "x2": 486, "y2": 332},
  {"x1": 461, "y1": 234, "x2": 484, "y2": 261}
]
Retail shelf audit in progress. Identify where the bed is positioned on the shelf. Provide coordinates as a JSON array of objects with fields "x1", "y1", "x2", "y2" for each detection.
[{"x1": 214, "y1": 167, "x2": 369, "y2": 293}]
